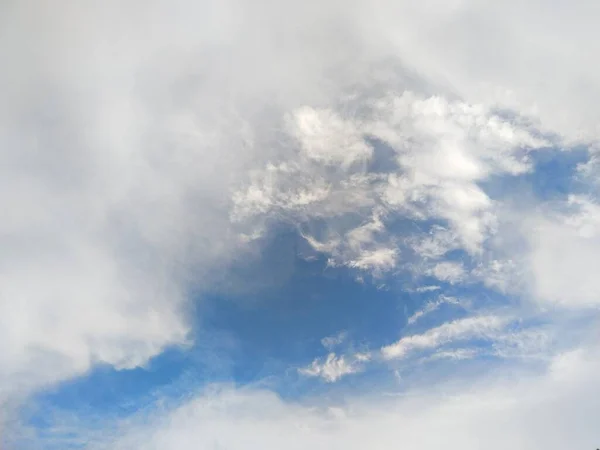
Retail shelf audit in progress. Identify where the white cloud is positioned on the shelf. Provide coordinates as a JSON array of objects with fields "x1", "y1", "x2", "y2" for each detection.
[
  {"x1": 492, "y1": 329, "x2": 552, "y2": 360},
  {"x1": 429, "y1": 348, "x2": 479, "y2": 361},
  {"x1": 367, "y1": 0, "x2": 600, "y2": 141},
  {"x1": 372, "y1": 93, "x2": 545, "y2": 255},
  {"x1": 381, "y1": 315, "x2": 507, "y2": 360},
  {"x1": 414, "y1": 285, "x2": 441, "y2": 293},
  {"x1": 473, "y1": 258, "x2": 521, "y2": 293},
  {"x1": 0, "y1": 0, "x2": 274, "y2": 401},
  {"x1": 348, "y1": 248, "x2": 398, "y2": 273},
  {"x1": 408, "y1": 226, "x2": 459, "y2": 260},
  {"x1": 233, "y1": 92, "x2": 550, "y2": 277},
  {"x1": 429, "y1": 261, "x2": 466, "y2": 284},
  {"x1": 407, "y1": 295, "x2": 462, "y2": 325},
  {"x1": 288, "y1": 107, "x2": 373, "y2": 169},
  {"x1": 299, "y1": 352, "x2": 370, "y2": 383},
  {"x1": 526, "y1": 196, "x2": 600, "y2": 307}
]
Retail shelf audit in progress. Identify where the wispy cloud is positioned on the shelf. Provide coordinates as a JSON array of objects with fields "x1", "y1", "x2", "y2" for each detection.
[
  {"x1": 428, "y1": 348, "x2": 480, "y2": 361},
  {"x1": 407, "y1": 295, "x2": 462, "y2": 325},
  {"x1": 321, "y1": 331, "x2": 348, "y2": 350},
  {"x1": 381, "y1": 315, "x2": 508, "y2": 360},
  {"x1": 429, "y1": 262, "x2": 466, "y2": 284}
]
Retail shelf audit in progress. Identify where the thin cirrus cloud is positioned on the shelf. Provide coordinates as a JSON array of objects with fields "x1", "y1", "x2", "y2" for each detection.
[
  {"x1": 381, "y1": 315, "x2": 509, "y2": 360},
  {"x1": 320, "y1": 331, "x2": 348, "y2": 350},
  {"x1": 300, "y1": 314, "x2": 550, "y2": 384},
  {"x1": 2, "y1": 0, "x2": 600, "y2": 448},
  {"x1": 406, "y1": 294, "x2": 463, "y2": 325}
]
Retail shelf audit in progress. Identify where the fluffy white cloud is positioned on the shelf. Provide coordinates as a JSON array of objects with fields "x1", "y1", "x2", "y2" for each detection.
[
  {"x1": 0, "y1": 0, "x2": 282, "y2": 403},
  {"x1": 233, "y1": 93, "x2": 550, "y2": 277},
  {"x1": 367, "y1": 0, "x2": 600, "y2": 140},
  {"x1": 526, "y1": 196, "x2": 600, "y2": 307},
  {"x1": 288, "y1": 107, "x2": 373, "y2": 169}
]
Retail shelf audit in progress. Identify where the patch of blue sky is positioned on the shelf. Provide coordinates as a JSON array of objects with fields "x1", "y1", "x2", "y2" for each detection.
[
  {"x1": 21, "y1": 350, "x2": 191, "y2": 448},
  {"x1": 480, "y1": 145, "x2": 591, "y2": 203},
  {"x1": 364, "y1": 135, "x2": 400, "y2": 174},
  {"x1": 199, "y1": 256, "x2": 404, "y2": 383}
]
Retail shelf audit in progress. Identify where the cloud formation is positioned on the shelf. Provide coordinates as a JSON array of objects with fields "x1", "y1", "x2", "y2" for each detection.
[
  {"x1": 299, "y1": 352, "x2": 371, "y2": 383},
  {"x1": 2, "y1": 0, "x2": 600, "y2": 447},
  {"x1": 381, "y1": 315, "x2": 507, "y2": 360}
]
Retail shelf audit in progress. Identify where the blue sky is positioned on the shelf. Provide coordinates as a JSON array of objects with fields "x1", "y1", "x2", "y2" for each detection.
[{"x1": 2, "y1": 1, "x2": 600, "y2": 449}]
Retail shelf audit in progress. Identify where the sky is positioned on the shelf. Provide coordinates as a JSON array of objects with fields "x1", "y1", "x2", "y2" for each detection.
[{"x1": 1, "y1": 0, "x2": 600, "y2": 448}]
